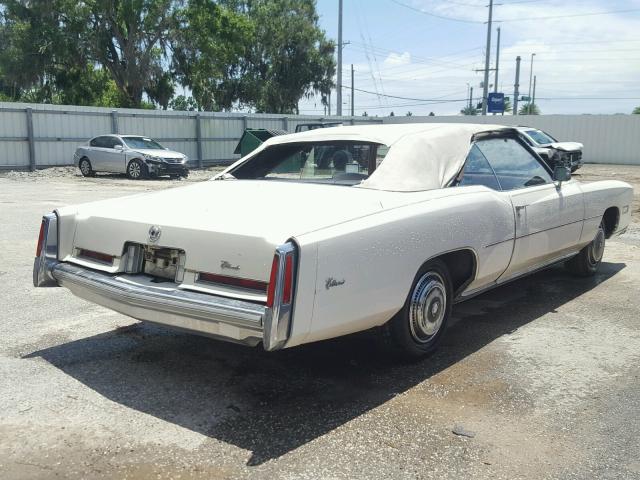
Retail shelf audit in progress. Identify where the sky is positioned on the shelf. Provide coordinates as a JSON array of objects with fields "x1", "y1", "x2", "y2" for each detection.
[{"x1": 298, "y1": 0, "x2": 640, "y2": 116}]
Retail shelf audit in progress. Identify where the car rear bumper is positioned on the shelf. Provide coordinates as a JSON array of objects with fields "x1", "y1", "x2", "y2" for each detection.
[{"x1": 38, "y1": 260, "x2": 266, "y2": 347}]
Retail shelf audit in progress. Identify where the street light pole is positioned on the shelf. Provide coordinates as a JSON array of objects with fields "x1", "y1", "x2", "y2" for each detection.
[
  {"x1": 513, "y1": 56, "x2": 521, "y2": 115},
  {"x1": 481, "y1": 0, "x2": 494, "y2": 115},
  {"x1": 527, "y1": 52, "x2": 536, "y2": 114},
  {"x1": 336, "y1": 0, "x2": 343, "y2": 116},
  {"x1": 494, "y1": 27, "x2": 500, "y2": 94}
]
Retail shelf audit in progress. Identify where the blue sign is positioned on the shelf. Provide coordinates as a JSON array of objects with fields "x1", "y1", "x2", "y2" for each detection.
[{"x1": 487, "y1": 92, "x2": 505, "y2": 113}]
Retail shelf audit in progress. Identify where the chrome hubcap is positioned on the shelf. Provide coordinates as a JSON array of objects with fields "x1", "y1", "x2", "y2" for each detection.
[
  {"x1": 129, "y1": 162, "x2": 141, "y2": 178},
  {"x1": 409, "y1": 272, "x2": 447, "y2": 343},
  {"x1": 588, "y1": 224, "x2": 605, "y2": 266}
]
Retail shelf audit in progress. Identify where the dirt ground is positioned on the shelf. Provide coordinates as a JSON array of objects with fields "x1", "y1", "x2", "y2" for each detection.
[{"x1": 0, "y1": 164, "x2": 639, "y2": 479}]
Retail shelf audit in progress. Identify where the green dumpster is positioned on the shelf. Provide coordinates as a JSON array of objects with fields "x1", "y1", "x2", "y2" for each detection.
[{"x1": 234, "y1": 128, "x2": 288, "y2": 157}]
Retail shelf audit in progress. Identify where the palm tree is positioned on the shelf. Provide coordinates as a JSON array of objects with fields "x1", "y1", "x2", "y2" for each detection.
[
  {"x1": 503, "y1": 97, "x2": 512, "y2": 114},
  {"x1": 460, "y1": 105, "x2": 479, "y2": 116},
  {"x1": 519, "y1": 103, "x2": 540, "y2": 115}
]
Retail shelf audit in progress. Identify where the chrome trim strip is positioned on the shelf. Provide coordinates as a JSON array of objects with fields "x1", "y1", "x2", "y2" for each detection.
[
  {"x1": 457, "y1": 250, "x2": 580, "y2": 302},
  {"x1": 263, "y1": 242, "x2": 297, "y2": 351}
]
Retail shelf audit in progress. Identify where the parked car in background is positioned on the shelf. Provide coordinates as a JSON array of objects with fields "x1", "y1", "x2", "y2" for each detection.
[
  {"x1": 36, "y1": 124, "x2": 632, "y2": 359},
  {"x1": 74, "y1": 135, "x2": 189, "y2": 179},
  {"x1": 516, "y1": 126, "x2": 584, "y2": 172}
]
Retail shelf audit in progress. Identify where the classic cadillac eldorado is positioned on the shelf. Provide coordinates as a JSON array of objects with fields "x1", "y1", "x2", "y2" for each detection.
[{"x1": 33, "y1": 124, "x2": 633, "y2": 358}]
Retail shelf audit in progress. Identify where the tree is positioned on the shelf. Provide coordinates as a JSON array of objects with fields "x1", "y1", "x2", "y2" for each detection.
[
  {"x1": 389, "y1": 111, "x2": 395, "y2": 117},
  {"x1": 503, "y1": 97, "x2": 512, "y2": 114},
  {"x1": 633, "y1": 106, "x2": 640, "y2": 114},
  {"x1": 405, "y1": 111, "x2": 413, "y2": 116},
  {"x1": 0, "y1": 0, "x2": 176, "y2": 108},
  {"x1": 519, "y1": 103, "x2": 540, "y2": 115},
  {"x1": 169, "y1": 94, "x2": 199, "y2": 111},
  {"x1": 171, "y1": 0, "x2": 251, "y2": 111},
  {"x1": 216, "y1": 0, "x2": 336, "y2": 113},
  {"x1": 428, "y1": 111, "x2": 435, "y2": 116},
  {"x1": 0, "y1": 0, "x2": 92, "y2": 102},
  {"x1": 460, "y1": 105, "x2": 478, "y2": 116},
  {"x1": 81, "y1": 0, "x2": 177, "y2": 107},
  {"x1": 362, "y1": 111, "x2": 369, "y2": 117}
]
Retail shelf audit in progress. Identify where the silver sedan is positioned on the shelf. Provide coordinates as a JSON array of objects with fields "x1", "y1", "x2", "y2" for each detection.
[{"x1": 73, "y1": 135, "x2": 189, "y2": 179}]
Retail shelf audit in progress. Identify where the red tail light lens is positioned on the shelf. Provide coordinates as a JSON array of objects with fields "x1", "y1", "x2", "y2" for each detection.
[
  {"x1": 198, "y1": 272, "x2": 268, "y2": 292},
  {"x1": 36, "y1": 219, "x2": 46, "y2": 257},
  {"x1": 78, "y1": 249, "x2": 115, "y2": 264},
  {"x1": 266, "y1": 254, "x2": 279, "y2": 308},
  {"x1": 282, "y1": 254, "x2": 293, "y2": 305}
]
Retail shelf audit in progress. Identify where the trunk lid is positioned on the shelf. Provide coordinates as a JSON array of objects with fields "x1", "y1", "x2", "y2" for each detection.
[{"x1": 67, "y1": 180, "x2": 387, "y2": 283}]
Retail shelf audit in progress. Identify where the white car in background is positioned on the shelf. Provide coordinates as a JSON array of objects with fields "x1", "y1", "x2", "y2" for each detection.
[
  {"x1": 516, "y1": 127, "x2": 583, "y2": 172},
  {"x1": 73, "y1": 135, "x2": 189, "y2": 179},
  {"x1": 36, "y1": 124, "x2": 632, "y2": 359}
]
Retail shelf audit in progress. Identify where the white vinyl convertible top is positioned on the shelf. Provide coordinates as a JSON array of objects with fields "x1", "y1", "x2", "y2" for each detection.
[{"x1": 224, "y1": 123, "x2": 512, "y2": 192}]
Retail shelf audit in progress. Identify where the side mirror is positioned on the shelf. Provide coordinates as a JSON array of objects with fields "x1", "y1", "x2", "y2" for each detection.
[
  {"x1": 553, "y1": 165, "x2": 571, "y2": 184},
  {"x1": 114, "y1": 144, "x2": 124, "y2": 151}
]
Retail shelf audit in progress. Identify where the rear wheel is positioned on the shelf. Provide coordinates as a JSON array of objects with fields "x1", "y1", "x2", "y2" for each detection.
[
  {"x1": 379, "y1": 259, "x2": 452, "y2": 359},
  {"x1": 79, "y1": 158, "x2": 94, "y2": 177},
  {"x1": 565, "y1": 221, "x2": 605, "y2": 277},
  {"x1": 127, "y1": 159, "x2": 146, "y2": 180}
]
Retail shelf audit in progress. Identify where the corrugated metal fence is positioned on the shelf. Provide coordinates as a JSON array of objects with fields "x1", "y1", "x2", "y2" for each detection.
[{"x1": 1, "y1": 101, "x2": 638, "y2": 170}]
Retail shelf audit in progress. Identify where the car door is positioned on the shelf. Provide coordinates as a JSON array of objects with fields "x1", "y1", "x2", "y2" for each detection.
[
  {"x1": 475, "y1": 136, "x2": 584, "y2": 281},
  {"x1": 100, "y1": 136, "x2": 127, "y2": 172},
  {"x1": 87, "y1": 136, "x2": 111, "y2": 171}
]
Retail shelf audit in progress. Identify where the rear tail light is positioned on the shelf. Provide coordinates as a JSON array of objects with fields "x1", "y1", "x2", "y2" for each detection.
[
  {"x1": 36, "y1": 219, "x2": 46, "y2": 257},
  {"x1": 198, "y1": 272, "x2": 268, "y2": 293},
  {"x1": 263, "y1": 242, "x2": 297, "y2": 351},
  {"x1": 77, "y1": 248, "x2": 115, "y2": 265},
  {"x1": 282, "y1": 254, "x2": 293, "y2": 305},
  {"x1": 266, "y1": 255, "x2": 280, "y2": 307},
  {"x1": 266, "y1": 246, "x2": 296, "y2": 308}
]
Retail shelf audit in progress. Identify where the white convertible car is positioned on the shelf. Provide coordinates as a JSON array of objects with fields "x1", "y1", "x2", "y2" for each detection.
[{"x1": 34, "y1": 124, "x2": 633, "y2": 358}]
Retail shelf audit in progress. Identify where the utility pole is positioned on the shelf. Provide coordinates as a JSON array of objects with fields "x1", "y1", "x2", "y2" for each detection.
[
  {"x1": 494, "y1": 27, "x2": 500, "y2": 93},
  {"x1": 469, "y1": 87, "x2": 473, "y2": 109},
  {"x1": 481, "y1": 0, "x2": 494, "y2": 115},
  {"x1": 337, "y1": 0, "x2": 343, "y2": 116},
  {"x1": 527, "y1": 52, "x2": 536, "y2": 111},
  {"x1": 350, "y1": 64, "x2": 354, "y2": 117},
  {"x1": 513, "y1": 56, "x2": 521, "y2": 115},
  {"x1": 532, "y1": 75, "x2": 537, "y2": 114}
]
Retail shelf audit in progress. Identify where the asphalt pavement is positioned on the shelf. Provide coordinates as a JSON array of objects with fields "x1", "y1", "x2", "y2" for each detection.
[{"x1": 1, "y1": 165, "x2": 639, "y2": 479}]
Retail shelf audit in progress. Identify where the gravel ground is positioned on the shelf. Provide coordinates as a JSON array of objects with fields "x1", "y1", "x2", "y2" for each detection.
[{"x1": 0, "y1": 164, "x2": 639, "y2": 479}]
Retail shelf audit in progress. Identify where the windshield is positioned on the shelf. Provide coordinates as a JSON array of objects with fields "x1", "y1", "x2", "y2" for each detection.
[
  {"x1": 122, "y1": 136, "x2": 165, "y2": 150},
  {"x1": 525, "y1": 129, "x2": 555, "y2": 145},
  {"x1": 229, "y1": 141, "x2": 386, "y2": 185}
]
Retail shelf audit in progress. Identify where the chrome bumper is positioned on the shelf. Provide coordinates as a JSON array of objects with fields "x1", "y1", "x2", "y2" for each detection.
[
  {"x1": 33, "y1": 212, "x2": 294, "y2": 350},
  {"x1": 48, "y1": 261, "x2": 266, "y2": 347}
]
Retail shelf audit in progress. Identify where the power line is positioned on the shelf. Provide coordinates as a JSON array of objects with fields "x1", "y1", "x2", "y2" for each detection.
[
  {"x1": 497, "y1": 8, "x2": 640, "y2": 22},
  {"x1": 390, "y1": 0, "x2": 484, "y2": 23},
  {"x1": 391, "y1": 0, "x2": 640, "y2": 24},
  {"x1": 343, "y1": 85, "x2": 469, "y2": 102}
]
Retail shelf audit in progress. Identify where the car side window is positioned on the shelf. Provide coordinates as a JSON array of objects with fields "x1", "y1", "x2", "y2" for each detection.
[
  {"x1": 458, "y1": 144, "x2": 500, "y2": 190},
  {"x1": 103, "y1": 137, "x2": 122, "y2": 149},
  {"x1": 476, "y1": 137, "x2": 552, "y2": 191},
  {"x1": 90, "y1": 136, "x2": 107, "y2": 148}
]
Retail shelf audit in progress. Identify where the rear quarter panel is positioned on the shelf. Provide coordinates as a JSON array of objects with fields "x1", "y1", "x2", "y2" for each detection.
[
  {"x1": 288, "y1": 187, "x2": 515, "y2": 347},
  {"x1": 578, "y1": 180, "x2": 633, "y2": 246}
]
